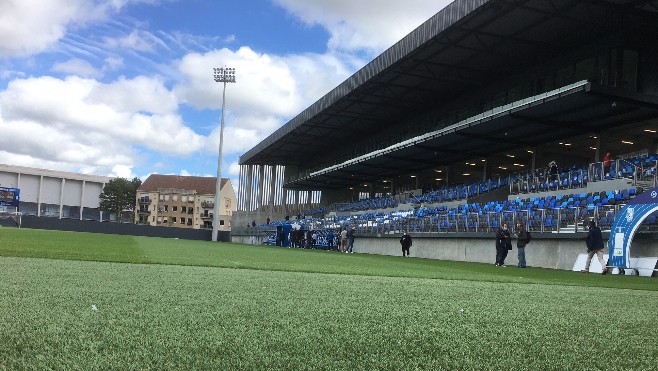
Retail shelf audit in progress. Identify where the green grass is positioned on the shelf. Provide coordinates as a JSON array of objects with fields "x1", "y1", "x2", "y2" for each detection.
[{"x1": 0, "y1": 228, "x2": 657, "y2": 370}]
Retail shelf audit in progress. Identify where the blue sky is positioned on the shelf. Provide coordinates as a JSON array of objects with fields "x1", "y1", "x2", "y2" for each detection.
[{"x1": 0, "y1": 0, "x2": 452, "y2": 190}]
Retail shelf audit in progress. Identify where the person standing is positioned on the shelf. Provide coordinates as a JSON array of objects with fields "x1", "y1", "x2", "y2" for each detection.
[
  {"x1": 515, "y1": 222, "x2": 528, "y2": 268},
  {"x1": 495, "y1": 223, "x2": 512, "y2": 266},
  {"x1": 340, "y1": 228, "x2": 348, "y2": 252},
  {"x1": 582, "y1": 220, "x2": 607, "y2": 274},
  {"x1": 548, "y1": 160, "x2": 558, "y2": 182},
  {"x1": 347, "y1": 227, "x2": 355, "y2": 253},
  {"x1": 400, "y1": 231, "x2": 412, "y2": 257},
  {"x1": 326, "y1": 230, "x2": 334, "y2": 250},
  {"x1": 603, "y1": 152, "x2": 612, "y2": 176}
]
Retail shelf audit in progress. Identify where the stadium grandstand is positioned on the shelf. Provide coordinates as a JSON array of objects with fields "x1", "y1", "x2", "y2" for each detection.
[{"x1": 232, "y1": 0, "x2": 658, "y2": 272}]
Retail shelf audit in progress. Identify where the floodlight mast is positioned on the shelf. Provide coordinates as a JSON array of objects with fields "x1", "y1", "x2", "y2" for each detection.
[{"x1": 212, "y1": 67, "x2": 236, "y2": 242}]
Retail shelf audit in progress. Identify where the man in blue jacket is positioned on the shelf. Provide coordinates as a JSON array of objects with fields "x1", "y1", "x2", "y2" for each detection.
[{"x1": 582, "y1": 220, "x2": 607, "y2": 274}]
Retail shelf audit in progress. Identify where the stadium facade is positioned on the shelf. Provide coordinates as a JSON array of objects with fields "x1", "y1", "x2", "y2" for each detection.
[
  {"x1": 0, "y1": 163, "x2": 112, "y2": 221},
  {"x1": 232, "y1": 0, "x2": 658, "y2": 270}
]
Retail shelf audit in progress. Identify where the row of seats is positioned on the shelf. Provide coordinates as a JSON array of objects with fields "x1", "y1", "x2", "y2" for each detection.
[
  {"x1": 332, "y1": 153, "x2": 656, "y2": 214},
  {"x1": 262, "y1": 185, "x2": 658, "y2": 236}
]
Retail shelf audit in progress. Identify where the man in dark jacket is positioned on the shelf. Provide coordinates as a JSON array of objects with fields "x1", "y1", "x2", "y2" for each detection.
[
  {"x1": 495, "y1": 223, "x2": 512, "y2": 266},
  {"x1": 583, "y1": 220, "x2": 607, "y2": 274},
  {"x1": 400, "y1": 231, "x2": 412, "y2": 257},
  {"x1": 515, "y1": 222, "x2": 528, "y2": 268}
]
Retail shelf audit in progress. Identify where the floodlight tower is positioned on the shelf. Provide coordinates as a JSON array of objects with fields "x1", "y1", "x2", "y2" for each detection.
[{"x1": 212, "y1": 67, "x2": 236, "y2": 242}]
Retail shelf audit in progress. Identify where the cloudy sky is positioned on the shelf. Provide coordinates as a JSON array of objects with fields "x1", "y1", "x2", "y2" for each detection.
[{"x1": 0, "y1": 0, "x2": 452, "y2": 188}]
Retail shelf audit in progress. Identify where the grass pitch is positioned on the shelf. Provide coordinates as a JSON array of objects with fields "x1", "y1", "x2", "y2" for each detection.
[{"x1": 0, "y1": 228, "x2": 656, "y2": 370}]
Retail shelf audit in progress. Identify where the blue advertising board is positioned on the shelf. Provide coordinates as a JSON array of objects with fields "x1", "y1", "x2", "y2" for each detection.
[{"x1": 0, "y1": 187, "x2": 20, "y2": 207}]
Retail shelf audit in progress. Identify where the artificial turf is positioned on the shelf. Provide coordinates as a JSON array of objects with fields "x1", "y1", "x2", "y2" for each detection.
[{"x1": 0, "y1": 228, "x2": 656, "y2": 370}]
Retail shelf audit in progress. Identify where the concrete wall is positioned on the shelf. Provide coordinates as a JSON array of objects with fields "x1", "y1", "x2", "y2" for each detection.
[
  {"x1": 232, "y1": 232, "x2": 658, "y2": 271},
  {"x1": 344, "y1": 233, "x2": 658, "y2": 270}
]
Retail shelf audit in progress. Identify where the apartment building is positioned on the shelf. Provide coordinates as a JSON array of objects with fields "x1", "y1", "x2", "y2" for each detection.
[{"x1": 135, "y1": 174, "x2": 236, "y2": 231}]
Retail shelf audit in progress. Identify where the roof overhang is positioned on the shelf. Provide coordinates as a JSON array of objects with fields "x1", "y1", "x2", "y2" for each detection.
[{"x1": 285, "y1": 81, "x2": 658, "y2": 189}]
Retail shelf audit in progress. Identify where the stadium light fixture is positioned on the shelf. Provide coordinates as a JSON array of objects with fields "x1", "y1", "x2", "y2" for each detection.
[
  {"x1": 211, "y1": 67, "x2": 236, "y2": 243},
  {"x1": 644, "y1": 129, "x2": 656, "y2": 133},
  {"x1": 622, "y1": 140, "x2": 634, "y2": 145}
]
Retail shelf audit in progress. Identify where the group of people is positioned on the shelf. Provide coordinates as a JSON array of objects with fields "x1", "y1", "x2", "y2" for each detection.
[
  {"x1": 494, "y1": 219, "x2": 607, "y2": 273},
  {"x1": 288, "y1": 228, "x2": 319, "y2": 249},
  {"x1": 494, "y1": 222, "x2": 529, "y2": 268},
  {"x1": 325, "y1": 227, "x2": 356, "y2": 252}
]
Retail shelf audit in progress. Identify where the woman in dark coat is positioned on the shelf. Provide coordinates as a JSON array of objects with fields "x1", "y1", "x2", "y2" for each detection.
[{"x1": 495, "y1": 223, "x2": 512, "y2": 266}]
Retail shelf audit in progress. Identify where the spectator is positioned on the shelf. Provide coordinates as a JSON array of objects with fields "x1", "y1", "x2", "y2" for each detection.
[
  {"x1": 340, "y1": 228, "x2": 348, "y2": 252},
  {"x1": 603, "y1": 152, "x2": 612, "y2": 176},
  {"x1": 266, "y1": 217, "x2": 270, "y2": 225},
  {"x1": 400, "y1": 231, "x2": 412, "y2": 257},
  {"x1": 347, "y1": 227, "x2": 355, "y2": 253},
  {"x1": 515, "y1": 222, "x2": 528, "y2": 268},
  {"x1": 582, "y1": 220, "x2": 607, "y2": 274},
  {"x1": 306, "y1": 229, "x2": 313, "y2": 248},
  {"x1": 326, "y1": 230, "x2": 335, "y2": 250},
  {"x1": 495, "y1": 223, "x2": 512, "y2": 266},
  {"x1": 548, "y1": 161, "x2": 558, "y2": 182},
  {"x1": 311, "y1": 231, "x2": 317, "y2": 249},
  {"x1": 251, "y1": 220, "x2": 256, "y2": 228}
]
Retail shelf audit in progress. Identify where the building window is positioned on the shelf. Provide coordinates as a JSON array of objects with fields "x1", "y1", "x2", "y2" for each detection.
[
  {"x1": 172, "y1": 206, "x2": 178, "y2": 212},
  {"x1": 181, "y1": 206, "x2": 187, "y2": 213},
  {"x1": 220, "y1": 220, "x2": 225, "y2": 226},
  {"x1": 180, "y1": 217, "x2": 186, "y2": 225},
  {"x1": 159, "y1": 195, "x2": 164, "y2": 202},
  {"x1": 173, "y1": 194, "x2": 178, "y2": 202},
  {"x1": 181, "y1": 195, "x2": 187, "y2": 203},
  {"x1": 164, "y1": 205, "x2": 168, "y2": 212},
  {"x1": 171, "y1": 217, "x2": 176, "y2": 224},
  {"x1": 165, "y1": 195, "x2": 170, "y2": 201}
]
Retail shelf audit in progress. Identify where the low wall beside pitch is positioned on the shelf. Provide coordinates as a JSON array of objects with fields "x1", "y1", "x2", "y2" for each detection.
[
  {"x1": 232, "y1": 232, "x2": 658, "y2": 271},
  {"x1": 19, "y1": 216, "x2": 230, "y2": 242}
]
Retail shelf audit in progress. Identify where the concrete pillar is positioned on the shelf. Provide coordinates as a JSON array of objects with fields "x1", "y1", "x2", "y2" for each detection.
[
  {"x1": 37, "y1": 175, "x2": 43, "y2": 217},
  {"x1": 80, "y1": 180, "x2": 86, "y2": 220},
  {"x1": 59, "y1": 178, "x2": 65, "y2": 219},
  {"x1": 258, "y1": 165, "x2": 266, "y2": 211},
  {"x1": 245, "y1": 165, "x2": 253, "y2": 211},
  {"x1": 268, "y1": 166, "x2": 276, "y2": 218}
]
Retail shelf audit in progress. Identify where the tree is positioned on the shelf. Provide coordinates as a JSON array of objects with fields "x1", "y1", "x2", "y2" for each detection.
[{"x1": 99, "y1": 177, "x2": 142, "y2": 223}]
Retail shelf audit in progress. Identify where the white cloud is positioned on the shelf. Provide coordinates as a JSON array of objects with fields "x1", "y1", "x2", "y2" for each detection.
[
  {"x1": 103, "y1": 30, "x2": 168, "y2": 53},
  {"x1": 0, "y1": 74, "x2": 204, "y2": 176},
  {"x1": 111, "y1": 164, "x2": 134, "y2": 178},
  {"x1": 0, "y1": 0, "x2": 84, "y2": 57},
  {"x1": 272, "y1": 0, "x2": 453, "y2": 54},
  {"x1": 0, "y1": 0, "x2": 136, "y2": 58},
  {"x1": 174, "y1": 46, "x2": 355, "y2": 159},
  {"x1": 51, "y1": 58, "x2": 102, "y2": 78}
]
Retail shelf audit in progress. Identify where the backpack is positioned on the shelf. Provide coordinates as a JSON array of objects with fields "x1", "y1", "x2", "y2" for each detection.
[{"x1": 525, "y1": 231, "x2": 532, "y2": 244}]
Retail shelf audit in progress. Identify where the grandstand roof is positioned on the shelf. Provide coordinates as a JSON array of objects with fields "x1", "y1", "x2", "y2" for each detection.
[{"x1": 239, "y1": 0, "x2": 658, "y2": 190}]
